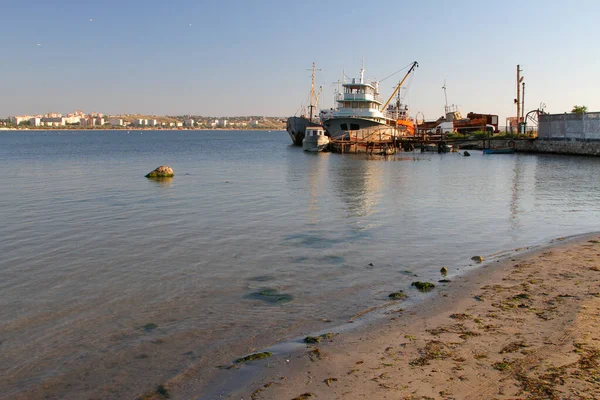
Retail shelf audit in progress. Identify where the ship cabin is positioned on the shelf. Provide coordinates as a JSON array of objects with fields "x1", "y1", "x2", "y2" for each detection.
[
  {"x1": 305, "y1": 126, "x2": 326, "y2": 138},
  {"x1": 334, "y1": 79, "x2": 386, "y2": 123},
  {"x1": 385, "y1": 101, "x2": 410, "y2": 120}
]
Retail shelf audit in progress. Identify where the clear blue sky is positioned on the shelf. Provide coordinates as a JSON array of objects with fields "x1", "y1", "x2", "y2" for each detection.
[{"x1": 1, "y1": 0, "x2": 598, "y2": 123}]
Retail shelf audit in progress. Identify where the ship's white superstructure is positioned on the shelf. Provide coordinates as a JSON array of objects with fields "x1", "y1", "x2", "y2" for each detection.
[{"x1": 320, "y1": 61, "x2": 418, "y2": 139}]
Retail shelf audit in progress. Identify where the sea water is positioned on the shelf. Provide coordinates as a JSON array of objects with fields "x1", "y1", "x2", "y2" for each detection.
[{"x1": 1, "y1": 130, "x2": 599, "y2": 399}]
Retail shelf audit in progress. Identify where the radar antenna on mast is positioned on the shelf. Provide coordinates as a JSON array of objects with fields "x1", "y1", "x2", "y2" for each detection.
[{"x1": 442, "y1": 79, "x2": 448, "y2": 109}]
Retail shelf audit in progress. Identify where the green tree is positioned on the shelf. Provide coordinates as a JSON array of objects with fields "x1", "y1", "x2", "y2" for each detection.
[{"x1": 571, "y1": 105, "x2": 588, "y2": 114}]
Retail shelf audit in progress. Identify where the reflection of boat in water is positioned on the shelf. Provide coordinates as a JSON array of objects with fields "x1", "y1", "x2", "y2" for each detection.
[
  {"x1": 483, "y1": 147, "x2": 515, "y2": 154},
  {"x1": 320, "y1": 61, "x2": 418, "y2": 141},
  {"x1": 286, "y1": 62, "x2": 323, "y2": 146},
  {"x1": 421, "y1": 143, "x2": 458, "y2": 153},
  {"x1": 302, "y1": 126, "x2": 329, "y2": 152},
  {"x1": 483, "y1": 136, "x2": 516, "y2": 154}
]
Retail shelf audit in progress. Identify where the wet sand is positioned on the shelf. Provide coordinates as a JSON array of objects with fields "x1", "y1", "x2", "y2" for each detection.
[{"x1": 211, "y1": 234, "x2": 600, "y2": 400}]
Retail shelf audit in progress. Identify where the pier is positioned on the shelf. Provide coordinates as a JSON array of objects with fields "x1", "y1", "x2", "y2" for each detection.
[{"x1": 329, "y1": 129, "x2": 535, "y2": 154}]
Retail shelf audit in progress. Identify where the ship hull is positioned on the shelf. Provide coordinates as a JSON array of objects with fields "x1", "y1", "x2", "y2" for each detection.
[
  {"x1": 323, "y1": 117, "x2": 413, "y2": 139},
  {"x1": 302, "y1": 135, "x2": 330, "y2": 152},
  {"x1": 286, "y1": 117, "x2": 311, "y2": 146}
]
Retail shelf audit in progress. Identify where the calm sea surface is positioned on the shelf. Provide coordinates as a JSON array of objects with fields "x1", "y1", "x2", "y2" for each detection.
[{"x1": 1, "y1": 130, "x2": 600, "y2": 399}]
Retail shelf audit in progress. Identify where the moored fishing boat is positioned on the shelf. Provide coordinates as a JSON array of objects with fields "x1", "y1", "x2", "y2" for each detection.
[
  {"x1": 286, "y1": 62, "x2": 323, "y2": 146},
  {"x1": 483, "y1": 147, "x2": 515, "y2": 154},
  {"x1": 302, "y1": 126, "x2": 329, "y2": 152}
]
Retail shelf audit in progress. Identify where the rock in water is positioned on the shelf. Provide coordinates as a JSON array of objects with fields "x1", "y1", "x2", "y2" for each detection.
[
  {"x1": 440, "y1": 266, "x2": 448, "y2": 276},
  {"x1": 146, "y1": 165, "x2": 174, "y2": 178},
  {"x1": 463, "y1": 151, "x2": 471, "y2": 157},
  {"x1": 471, "y1": 255, "x2": 484, "y2": 263}
]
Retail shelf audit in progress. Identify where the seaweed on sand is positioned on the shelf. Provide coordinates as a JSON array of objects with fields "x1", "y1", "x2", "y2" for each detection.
[
  {"x1": 235, "y1": 352, "x2": 273, "y2": 363},
  {"x1": 303, "y1": 333, "x2": 335, "y2": 344},
  {"x1": 388, "y1": 291, "x2": 408, "y2": 300},
  {"x1": 411, "y1": 281, "x2": 436, "y2": 292},
  {"x1": 245, "y1": 288, "x2": 293, "y2": 304}
]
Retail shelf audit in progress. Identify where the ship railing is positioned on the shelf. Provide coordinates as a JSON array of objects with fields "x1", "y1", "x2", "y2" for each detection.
[{"x1": 340, "y1": 93, "x2": 375, "y2": 102}]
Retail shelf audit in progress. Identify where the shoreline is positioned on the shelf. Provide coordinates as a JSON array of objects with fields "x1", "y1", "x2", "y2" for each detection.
[
  {"x1": 0, "y1": 128, "x2": 286, "y2": 132},
  {"x1": 189, "y1": 232, "x2": 600, "y2": 400}
]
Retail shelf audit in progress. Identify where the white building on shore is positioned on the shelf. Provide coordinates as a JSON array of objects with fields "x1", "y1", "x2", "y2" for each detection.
[
  {"x1": 109, "y1": 118, "x2": 123, "y2": 127},
  {"x1": 9, "y1": 116, "x2": 34, "y2": 125}
]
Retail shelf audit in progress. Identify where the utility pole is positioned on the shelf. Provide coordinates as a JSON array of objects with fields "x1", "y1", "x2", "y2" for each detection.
[
  {"x1": 516, "y1": 65, "x2": 523, "y2": 123},
  {"x1": 521, "y1": 82, "x2": 525, "y2": 126}
]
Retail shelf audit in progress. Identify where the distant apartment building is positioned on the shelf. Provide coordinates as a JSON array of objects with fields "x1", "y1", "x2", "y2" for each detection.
[
  {"x1": 30, "y1": 117, "x2": 41, "y2": 127},
  {"x1": 218, "y1": 119, "x2": 227, "y2": 128},
  {"x1": 249, "y1": 120, "x2": 260, "y2": 128},
  {"x1": 9, "y1": 115, "x2": 34, "y2": 125},
  {"x1": 184, "y1": 119, "x2": 195, "y2": 127},
  {"x1": 147, "y1": 119, "x2": 158, "y2": 127},
  {"x1": 41, "y1": 117, "x2": 66, "y2": 126},
  {"x1": 64, "y1": 116, "x2": 81, "y2": 125},
  {"x1": 80, "y1": 117, "x2": 104, "y2": 127},
  {"x1": 80, "y1": 117, "x2": 93, "y2": 127},
  {"x1": 109, "y1": 118, "x2": 124, "y2": 127},
  {"x1": 136, "y1": 119, "x2": 148, "y2": 126},
  {"x1": 175, "y1": 122, "x2": 183, "y2": 128}
]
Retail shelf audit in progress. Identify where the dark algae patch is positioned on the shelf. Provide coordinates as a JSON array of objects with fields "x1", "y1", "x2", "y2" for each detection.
[
  {"x1": 303, "y1": 333, "x2": 335, "y2": 344},
  {"x1": 409, "y1": 340, "x2": 451, "y2": 366},
  {"x1": 156, "y1": 385, "x2": 169, "y2": 398},
  {"x1": 492, "y1": 360, "x2": 512, "y2": 371},
  {"x1": 235, "y1": 351, "x2": 273, "y2": 363},
  {"x1": 411, "y1": 281, "x2": 436, "y2": 292},
  {"x1": 292, "y1": 393, "x2": 315, "y2": 400},
  {"x1": 142, "y1": 323, "x2": 158, "y2": 332},
  {"x1": 388, "y1": 291, "x2": 408, "y2": 300},
  {"x1": 248, "y1": 275, "x2": 276, "y2": 282},
  {"x1": 246, "y1": 288, "x2": 293, "y2": 304},
  {"x1": 138, "y1": 384, "x2": 170, "y2": 399},
  {"x1": 304, "y1": 336, "x2": 321, "y2": 344},
  {"x1": 401, "y1": 270, "x2": 418, "y2": 277}
]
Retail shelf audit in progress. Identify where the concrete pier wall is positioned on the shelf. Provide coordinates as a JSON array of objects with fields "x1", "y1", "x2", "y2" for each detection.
[
  {"x1": 539, "y1": 112, "x2": 600, "y2": 140},
  {"x1": 516, "y1": 112, "x2": 600, "y2": 156},
  {"x1": 516, "y1": 138, "x2": 600, "y2": 156}
]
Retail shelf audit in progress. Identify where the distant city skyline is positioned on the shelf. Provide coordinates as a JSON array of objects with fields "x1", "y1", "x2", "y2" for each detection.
[{"x1": 2, "y1": 0, "x2": 599, "y2": 123}]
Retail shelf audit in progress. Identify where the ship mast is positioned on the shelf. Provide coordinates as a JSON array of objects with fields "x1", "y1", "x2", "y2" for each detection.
[
  {"x1": 360, "y1": 57, "x2": 365, "y2": 84},
  {"x1": 442, "y1": 79, "x2": 449, "y2": 113},
  {"x1": 307, "y1": 62, "x2": 321, "y2": 122},
  {"x1": 381, "y1": 61, "x2": 418, "y2": 111}
]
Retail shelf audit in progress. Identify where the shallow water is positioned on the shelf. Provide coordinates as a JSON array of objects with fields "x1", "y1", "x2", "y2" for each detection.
[{"x1": 1, "y1": 130, "x2": 599, "y2": 399}]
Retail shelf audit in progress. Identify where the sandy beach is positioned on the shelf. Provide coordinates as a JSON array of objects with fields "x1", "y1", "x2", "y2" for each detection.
[{"x1": 206, "y1": 234, "x2": 600, "y2": 400}]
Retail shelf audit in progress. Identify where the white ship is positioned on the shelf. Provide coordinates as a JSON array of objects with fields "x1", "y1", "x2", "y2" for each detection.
[{"x1": 320, "y1": 61, "x2": 418, "y2": 139}]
